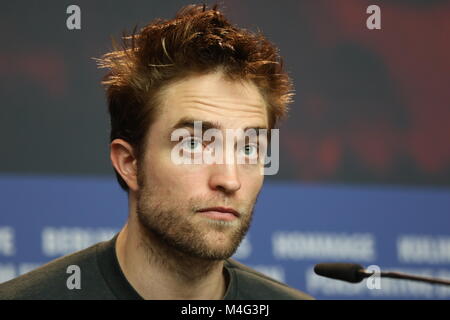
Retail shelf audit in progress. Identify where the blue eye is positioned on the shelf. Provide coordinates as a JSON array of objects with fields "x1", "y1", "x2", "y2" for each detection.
[
  {"x1": 181, "y1": 137, "x2": 203, "y2": 152},
  {"x1": 242, "y1": 144, "x2": 258, "y2": 157}
]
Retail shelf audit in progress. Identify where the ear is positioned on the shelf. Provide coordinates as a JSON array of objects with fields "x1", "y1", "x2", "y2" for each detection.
[{"x1": 110, "y1": 139, "x2": 139, "y2": 192}]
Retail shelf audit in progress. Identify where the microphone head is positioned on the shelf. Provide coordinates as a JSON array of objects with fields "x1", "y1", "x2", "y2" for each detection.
[{"x1": 314, "y1": 263, "x2": 366, "y2": 283}]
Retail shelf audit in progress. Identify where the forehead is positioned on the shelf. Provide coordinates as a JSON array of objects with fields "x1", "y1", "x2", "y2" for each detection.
[{"x1": 156, "y1": 71, "x2": 269, "y2": 129}]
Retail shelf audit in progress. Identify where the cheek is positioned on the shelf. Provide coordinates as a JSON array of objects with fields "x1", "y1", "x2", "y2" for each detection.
[
  {"x1": 145, "y1": 152, "x2": 207, "y2": 194},
  {"x1": 253, "y1": 176, "x2": 264, "y2": 195},
  {"x1": 241, "y1": 169, "x2": 264, "y2": 196}
]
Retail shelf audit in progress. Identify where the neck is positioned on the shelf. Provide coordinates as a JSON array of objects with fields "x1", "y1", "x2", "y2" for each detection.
[{"x1": 115, "y1": 212, "x2": 228, "y2": 300}]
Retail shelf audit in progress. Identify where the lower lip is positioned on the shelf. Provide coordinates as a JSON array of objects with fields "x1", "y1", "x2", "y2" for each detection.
[{"x1": 197, "y1": 211, "x2": 238, "y2": 221}]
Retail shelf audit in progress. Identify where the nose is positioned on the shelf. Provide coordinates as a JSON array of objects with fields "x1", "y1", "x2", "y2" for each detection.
[{"x1": 208, "y1": 164, "x2": 241, "y2": 194}]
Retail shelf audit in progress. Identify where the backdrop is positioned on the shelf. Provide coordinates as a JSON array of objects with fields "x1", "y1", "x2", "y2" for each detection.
[{"x1": 1, "y1": 0, "x2": 449, "y2": 299}]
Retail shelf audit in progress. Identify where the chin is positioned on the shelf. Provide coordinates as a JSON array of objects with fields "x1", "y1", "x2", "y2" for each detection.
[{"x1": 203, "y1": 240, "x2": 240, "y2": 259}]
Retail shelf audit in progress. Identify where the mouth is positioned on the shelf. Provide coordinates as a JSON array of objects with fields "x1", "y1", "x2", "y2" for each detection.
[{"x1": 196, "y1": 206, "x2": 240, "y2": 221}]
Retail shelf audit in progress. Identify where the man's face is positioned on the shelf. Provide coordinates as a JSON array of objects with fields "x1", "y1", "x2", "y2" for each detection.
[{"x1": 136, "y1": 71, "x2": 268, "y2": 260}]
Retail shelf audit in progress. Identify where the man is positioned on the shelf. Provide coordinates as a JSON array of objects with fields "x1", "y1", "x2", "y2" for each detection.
[{"x1": 0, "y1": 4, "x2": 312, "y2": 300}]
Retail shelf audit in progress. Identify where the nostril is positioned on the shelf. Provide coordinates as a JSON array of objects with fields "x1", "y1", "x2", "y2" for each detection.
[
  {"x1": 209, "y1": 169, "x2": 241, "y2": 194},
  {"x1": 216, "y1": 185, "x2": 231, "y2": 194},
  {"x1": 214, "y1": 180, "x2": 241, "y2": 194}
]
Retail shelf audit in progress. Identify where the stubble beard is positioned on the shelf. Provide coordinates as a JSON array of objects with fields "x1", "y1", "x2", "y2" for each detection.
[{"x1": 135, "y1": 173, "x2": 256, "y2": 263}]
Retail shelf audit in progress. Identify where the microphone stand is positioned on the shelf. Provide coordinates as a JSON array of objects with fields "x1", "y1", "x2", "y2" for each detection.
[{"x1": 359, "y1": 269, "x2": 450, "y2": 286}]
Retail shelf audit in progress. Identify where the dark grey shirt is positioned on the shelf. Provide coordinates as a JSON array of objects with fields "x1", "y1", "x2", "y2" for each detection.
[{"x1": 0, "y1": 234, "x2": 313, "y2": 300}]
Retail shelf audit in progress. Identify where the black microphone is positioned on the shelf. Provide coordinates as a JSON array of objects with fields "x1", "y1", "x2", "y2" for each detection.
[
  {"x1": 314, "y1": 263, "x2": 367, "y2": 283},
  {"x1": 314, "y1": 262, "x2": 450, "y2": 286}
]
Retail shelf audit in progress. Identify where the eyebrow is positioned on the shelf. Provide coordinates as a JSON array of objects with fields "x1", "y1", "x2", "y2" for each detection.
[{"x1": 170, "y1": 117, "x2": 268, "y2": 134}]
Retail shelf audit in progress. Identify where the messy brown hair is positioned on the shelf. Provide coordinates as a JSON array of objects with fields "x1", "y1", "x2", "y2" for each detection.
[{"x1": 97, "y1": 3, "x2": 294, "y2": 192}]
